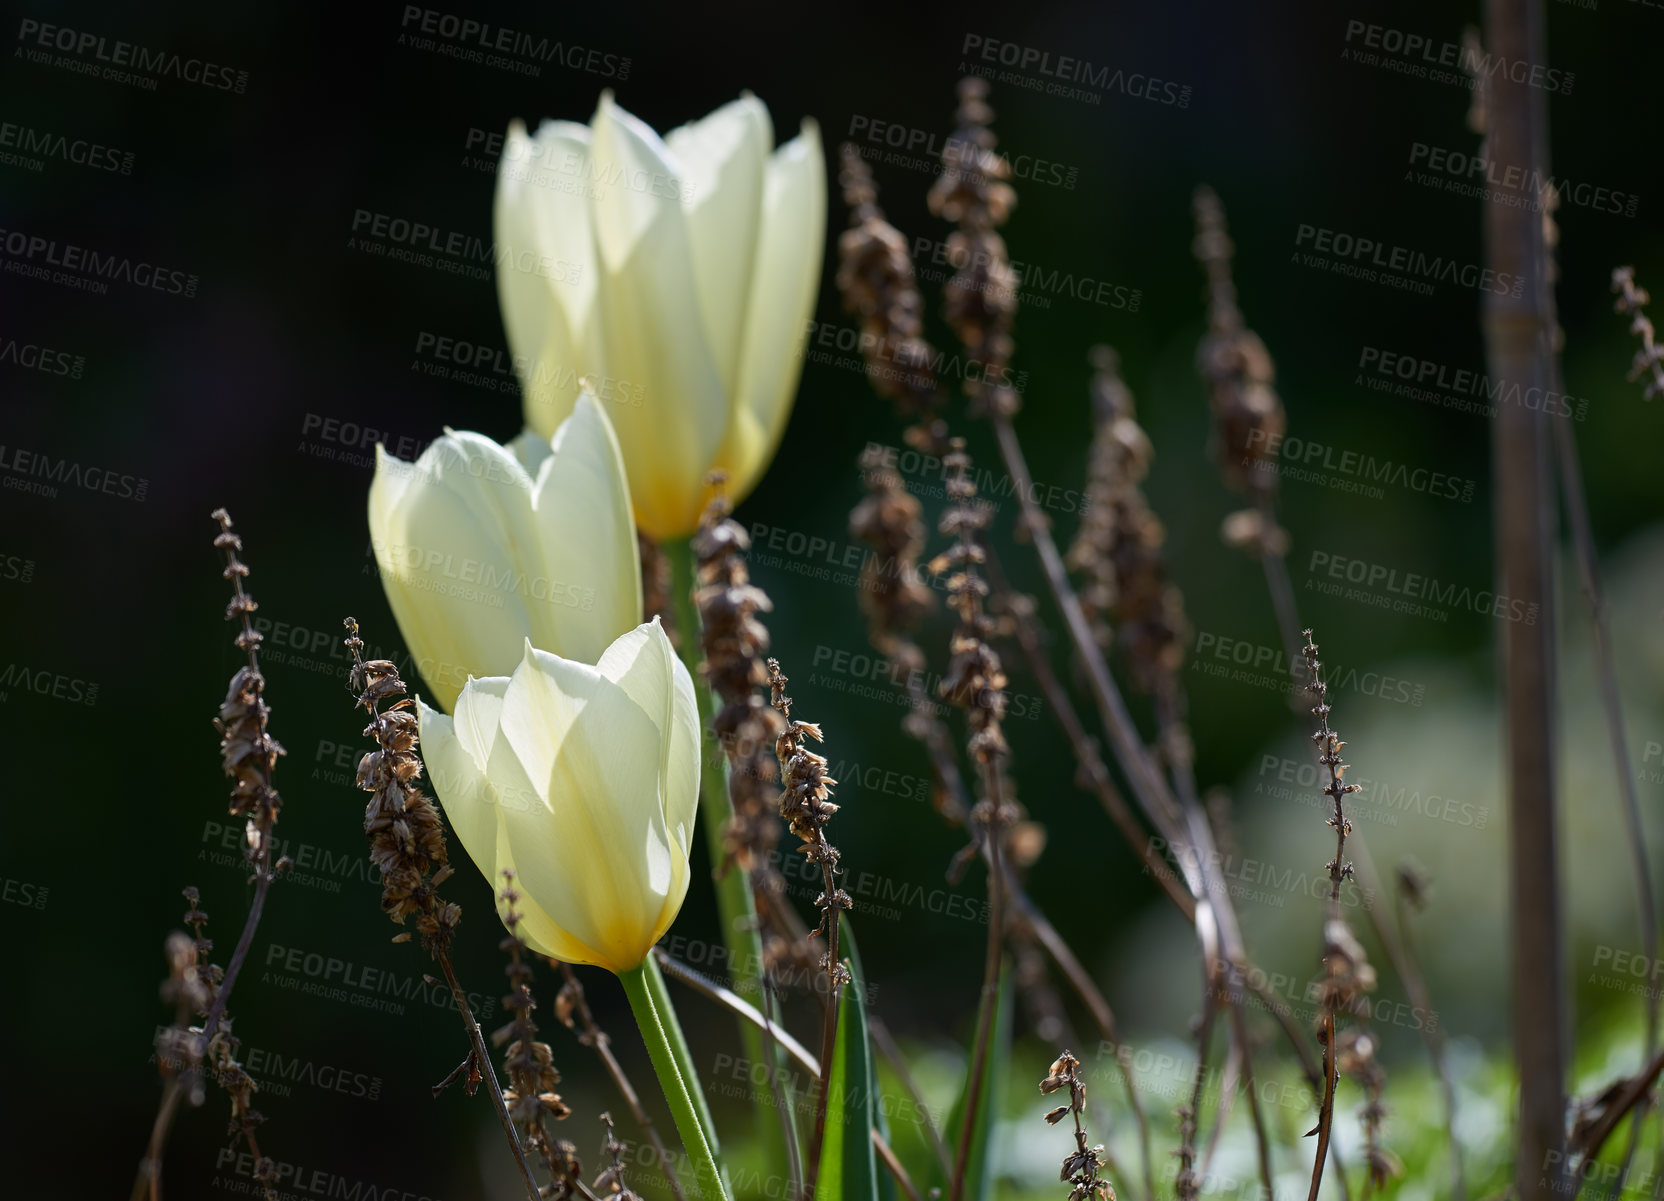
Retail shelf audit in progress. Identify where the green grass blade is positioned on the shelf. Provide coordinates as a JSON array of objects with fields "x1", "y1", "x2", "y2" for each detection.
[{"x1": 814, "y1": 930, "x2": 881, "y2": 1201}]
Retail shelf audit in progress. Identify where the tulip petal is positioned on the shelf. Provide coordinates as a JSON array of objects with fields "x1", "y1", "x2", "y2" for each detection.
[
  {"x1": 595, "y1": 619, "x2": 700, "y2": 855},
  {"x1": 495, "y1": 120, "x2": 599, "y2": 440},
  {"x1": 719, "y1": 118, "x2": 826, "y2": 503},
  {"x1": 664, "y1": 94, "x2": 770, "y2": 397},
  {"x1": 494, "y1": 642, "x2": 676, "y2": 971},
  {"x1": 587, "y1": 93, "x2": 728, "y2": 539},
  {"x1": 416, "y1": 697, "x2": 501, "y2": 875},
  {"x1": 506, "y1": 427, "x2": 553, "y2": 477},
  {"x1": 368, "y1": 437, "x2": 540, "y2": 712},
  {"x1": 528, "y1": 392, "x2": 642, "y2": 665}
]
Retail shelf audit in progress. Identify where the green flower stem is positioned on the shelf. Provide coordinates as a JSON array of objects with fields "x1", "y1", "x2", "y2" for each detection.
[
  {"x1": 644, "y1": 953, "x2": 721, "y2": 1163},
  {"x1": 620, "y1": 962, "x2": 730, "y2": 1201},
  {"x1": 662, "y1": 535, "x2": 786, "y2": 1164}
]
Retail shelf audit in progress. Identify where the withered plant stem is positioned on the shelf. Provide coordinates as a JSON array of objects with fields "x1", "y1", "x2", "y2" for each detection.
[
  {"x1": 1304, "y1": 631, "x2": 1359, "y2": 1201},
  {"x1": 556, "y1": 962, "x2": 686, "y2": 1201},
  {"x1": 133, "y1": 511, "x2": 285, "y2": 1201},
  {"x1": 342, "y1": 621, "x2": 538, "y2": 1201},
  {"x1": 1480, "y1": 4, "x2": 1566, "y2": 1197},
  {"x1": 1009, "y1": 882, "x2": 1152, "y2": 1194},
  {"x1": 434, "y1": 948, "x2": 541, "y2": 1201},
  {"x1": 949, "y1": 768, "x2": 1006, "y2": 1201},
  {"x1": 1554, "y1": 380, "x2": 1658, "y2": 1201}
]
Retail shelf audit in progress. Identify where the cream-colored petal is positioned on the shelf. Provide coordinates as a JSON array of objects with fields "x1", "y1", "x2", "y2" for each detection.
[
  {"x1": 417, "y1": 698, "x2": 501, "y2": 874},
  {"x1": 496, "y1": 119, "x2": 600, "y2": 431},
  {"x1": 718, "y1": 119, "x2": 826, "y2": 504},
  {"x1": 664, "y1": 94, "x2": 770, "y2": 396},
  {"x1": 451, "y1": 675, "x2": 510, "y2": 769},
  {"x1": 527, "y1": 392, "x2": 642, "y2": 663},
  {"x1": 368, "y1": 438, "x2": 538, "y2": 712},
  {"x1": 489, "y1": 820, "x2": 618, "y2": 967},
  {"x1": 495, "y1": 643, "x2": 676, "y2": 971},
  {"x1": 588, "y1": 93, "x2": 728, "y2": 539},
  {"x1": 506, "y1": 427, "x2": 553, "y2": 477},
  {"x1": 595, "y1": 619, "x2": 701, "y2": 854}
]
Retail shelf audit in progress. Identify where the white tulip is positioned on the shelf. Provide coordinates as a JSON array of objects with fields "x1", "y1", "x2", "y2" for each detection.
[
  {"x1": 367, "y1": 389, "x2": 640, "y2": 713},
  {"x1": 495, "y1": 91, "x2": 825, "y2": 539},
  {"x1": 418, "y1": 620, "x2": 699, "y2": 973}
]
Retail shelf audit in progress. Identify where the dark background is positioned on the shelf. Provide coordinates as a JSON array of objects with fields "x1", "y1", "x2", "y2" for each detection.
[{"x1": 2, "y1": 0, "x2": 1660, "y2": 1196}]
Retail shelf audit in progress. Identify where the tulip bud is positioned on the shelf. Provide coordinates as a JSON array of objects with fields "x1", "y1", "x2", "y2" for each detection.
[
  {"x1": 367, "y1": 390, "x2": 642, "y2": 713},
  {"x1": 418, "y1": 621, "x2": 699, "y2": 974},
  {"x1": 495, "y1": 92, "x2": 826, "y2": 539}
]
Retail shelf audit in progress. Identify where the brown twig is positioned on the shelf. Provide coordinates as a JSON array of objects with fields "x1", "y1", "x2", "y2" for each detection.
[
  {"x1": 1478, "y1": 6, "x2": 1567, "y2": 1198},
  {"x1": 1611, "y1": 268, "x2": 1664, "y2": 400},
  {"x1": 553, "y1": 963, "x2": 686, "y2": 1201},
  {"x1": 766, "y1": 658, "x2": 849, "y2": 1197},
  {"x1": 133, "y1": 510, "x2": 288, "y2": 1201},
  {"x1": 343, "y1": 620, "x2": 540, "y2": 1201}
]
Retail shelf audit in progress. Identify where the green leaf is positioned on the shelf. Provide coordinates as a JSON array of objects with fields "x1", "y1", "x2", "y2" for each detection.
[
  {"x1": 815, "y1": 930, "x2": 881, "y2": 1201},
  {"x1": 931, "y1": 959, "x2": 1014, "y2": 1201}
]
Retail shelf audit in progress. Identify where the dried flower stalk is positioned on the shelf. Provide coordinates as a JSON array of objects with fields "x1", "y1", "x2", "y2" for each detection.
[
  {"x1": 342, "y1": 618, "x2": 540, "y2": 1201},
  {"x1": 1040, "y1": 1051, "x2": 1116, "y2": 1201},
  {"x1": 767, "y1": 657, "x2": 849, "y2": 1194},
  {"x1": 497, "y1": 870, "x2": 582, "y2": 1199},
  {"x1": 1612, "y1": 267, "x2": 1664, "y2": 401},
  {"x1": 132, "y1": 510, "x2": 290, "y2": 1201}
]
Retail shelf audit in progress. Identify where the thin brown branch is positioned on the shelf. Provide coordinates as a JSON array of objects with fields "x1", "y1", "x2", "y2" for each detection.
[
  {"x1": 435, "y1": 949, "x2": 542, "y2": 1201},
  {"x1": 1479, "y1": 4, "x2": 1567, "y2": 1198},
  {"x1": 555, "y1": 962, "x2": 687, "y2": 1201}
]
